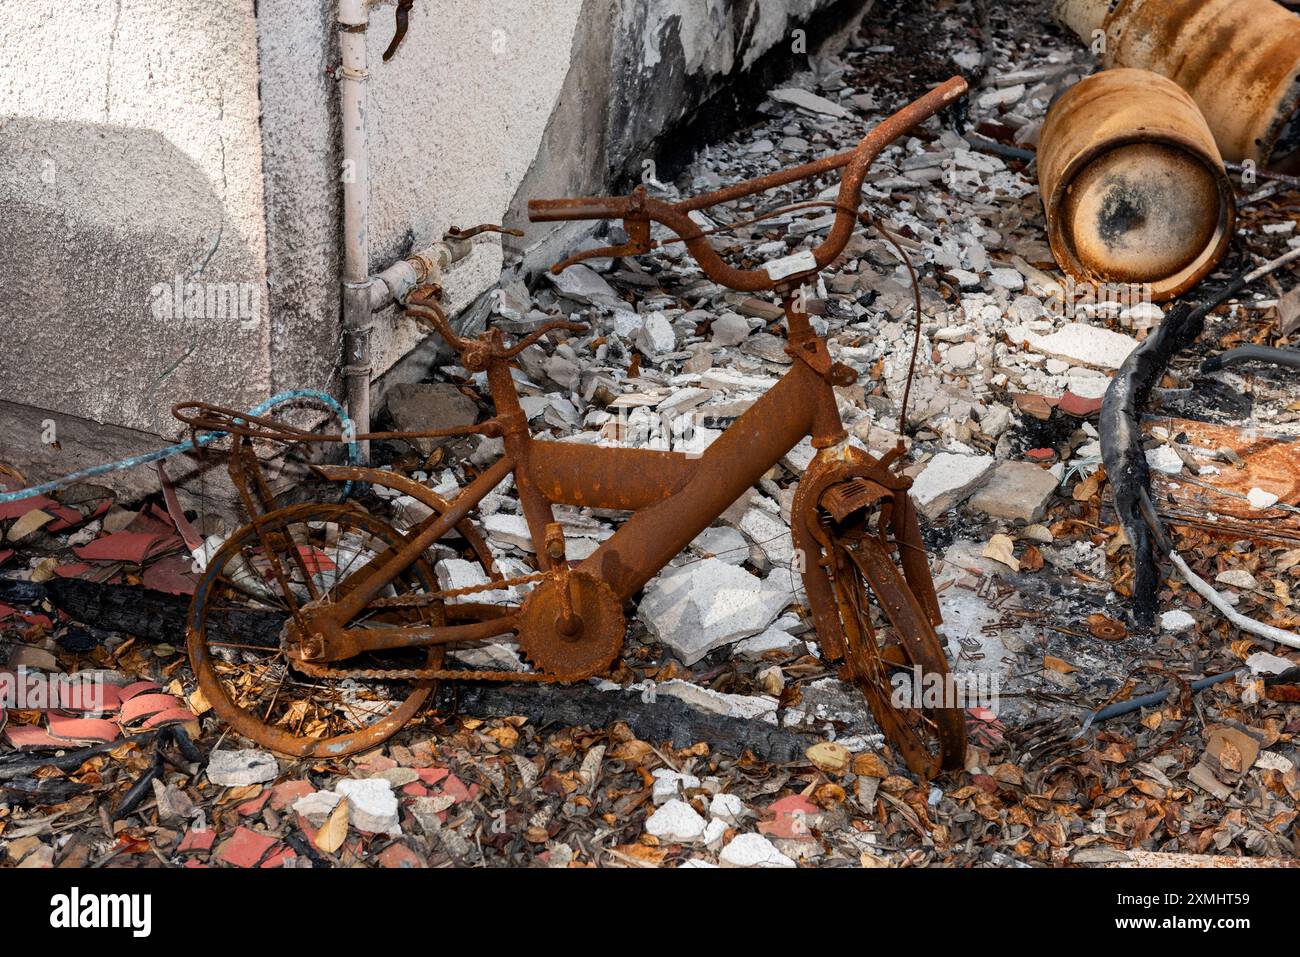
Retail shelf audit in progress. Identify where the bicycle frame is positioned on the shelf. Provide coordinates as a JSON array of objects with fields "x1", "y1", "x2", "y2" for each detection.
[
  {"x1": 181, "y1": 75, "x2": 970, "y2": 771},
  {"x1": 299, "y1": 288, "x2": 907, "y2": 655}
]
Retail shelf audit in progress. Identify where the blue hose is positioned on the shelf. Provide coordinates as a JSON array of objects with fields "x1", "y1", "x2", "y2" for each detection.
[{"x1": 0, "y1": 389, "x2": 358, "y2": 504}]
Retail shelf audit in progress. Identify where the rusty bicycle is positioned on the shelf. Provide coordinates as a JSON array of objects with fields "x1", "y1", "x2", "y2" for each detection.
[{"x1": 175, "y1": 76, "x2": 970, "y2": 777}]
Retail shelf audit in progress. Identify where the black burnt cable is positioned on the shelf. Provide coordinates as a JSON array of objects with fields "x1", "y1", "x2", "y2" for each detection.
[
  {"x1": 1101, "y1": 247, "x2": 1300, "y2": 627},
  {"x1": 1201, "y1": 343, "x2": 1300, "y2": 373}
]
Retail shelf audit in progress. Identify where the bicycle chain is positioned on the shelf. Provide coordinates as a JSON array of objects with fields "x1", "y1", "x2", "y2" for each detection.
[
  {"x1": 289, "y1": 657, "x2": 562, "y2": 683},
  {"x1": 365, "y1": 570, "x2": 547, "y2": 608},
  {"x1": 287, "y1": 569, "x2": 567, "y2": 683}
]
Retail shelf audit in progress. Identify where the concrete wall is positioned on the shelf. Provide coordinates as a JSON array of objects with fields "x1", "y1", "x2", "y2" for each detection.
[
  {"x1": 0, "y1": 0, "x2": 272, "y2": 438},
  {"x1": 0, "y1": 0, "x2": 862, "y2": 500}
]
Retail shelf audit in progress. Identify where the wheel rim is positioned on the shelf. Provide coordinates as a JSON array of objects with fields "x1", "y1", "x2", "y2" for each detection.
[{"x1": 188, "y1": 503, "x2": 449, "y2": 758}]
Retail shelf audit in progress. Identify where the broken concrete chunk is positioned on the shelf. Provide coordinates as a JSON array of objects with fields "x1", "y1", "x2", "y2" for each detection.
[
  {"x1": 1246, "y1": 651, "x2": 1294, "y2": 675},
  {"x1": 637, "y1": 313, "x2": 677, "y2": 356},
  {"x1": 980, "y1": 404, "x2": 1012, "y2": 437},
  {"x1": 732, "y1": 625, "x2": 802, "y2": 659},
  {"x1": 207, "y1": 749, "x2": 279, "y2": 788},
  {"x1": 1247, "y1": 487, "x2": 1280, "y2": 510},
  {"x1": 483, "y1": 512, "x2": 534, "y2": 552},
  {"x1": 711, "y1": 311, "x2": 752, "y2": 346},
  {"x1": 1159, "y1": 609, "x2": 1197, "y2": 633},
  {"x1": 639, "y1": 558, "x2": 790, "y2": 665},
  {"x1": 709, "y1": 792, "x2": 746, "y2": 825},
  {"x1": 292, "y1": 789, "x2": 343, "y2": 827},
  {"x1": 769, "y1": 87, "x2": 850, "y2": 118},
  {"x1": 645, "y1": 799, "x2": 707, "y2": 843},
  {"x1": 946, "y1": 341, "x2": 978, "y2": 370},
  {"x1": 657, "y1": 679, "x2": 779, "y2": 721},
  {"x1": 719, "y1": 832, "x2": 796, "y2": 868},
  {"x1": 652, "y1": 769, "x2": 701, "y2": 805},
  {"x1": 966, "y1": 460, "x2": 1058, "y2": 523},
  {"x1": 1012, "y1": 322, "x2": 1139, "y2": 370},
  {"x1": 689, "y1": 525, "x2": 748, "y2": 565},
  {"x1": 336, "y1": 778, "x2": 402, "y2": 836},
  {"x1": 386, "y1": 383, "x2": 479, "y2": 455},
  {"x1": 1144, "y1": 446, "x2": 1183, "y2": 476},
  {"x1": 548, "y1": 263, "x2": 619, "y2": 304},
  {"x1": 910, "y1": 453, "x2": 995, "y2": 519}
]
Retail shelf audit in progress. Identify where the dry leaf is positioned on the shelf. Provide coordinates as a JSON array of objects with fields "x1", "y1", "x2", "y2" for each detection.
[
  {"x1": 982, "y1": 534, "x2": 1019, "y2": 571},
  {"x1": 852, "y1": 752, "x2": 889, "y2": 778},
  {"x1": 1073, "y1": 470, "x2": 1103, "y2": 502},
  {"x1": 316, "y1": 798, "x2": 349, "y2": 853},
  {"x1": 1043, "y1": 655, "x2": 1076, "y2": 674},
  {"x1": 806, "y1": 741, "x2": 851, "y2": 775},
  {"x1": 1020, "y1": 545, "x2": 1044, "y2": 572},
  {"x1": 612, "y1": 844, "x2": 667, "y2": 866},
  {"x1": 186, "y1": 687, "x2": 212, "y2": 717}
]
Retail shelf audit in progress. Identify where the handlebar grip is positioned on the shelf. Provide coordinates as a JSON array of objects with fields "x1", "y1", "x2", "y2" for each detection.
[{"x1": 528, "y1": 197, "x2": 630, "y2": 223}]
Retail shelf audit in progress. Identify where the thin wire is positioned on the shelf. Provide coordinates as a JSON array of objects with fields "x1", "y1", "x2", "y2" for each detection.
[{"x1": 862, "y1": 212, "x2": 924, "y2": 468}]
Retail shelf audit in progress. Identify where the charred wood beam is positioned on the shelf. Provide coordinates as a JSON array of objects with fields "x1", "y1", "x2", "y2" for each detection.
[
  {"x1": 0, "y1": 578, "x2": 280, "y2": 649},
  {"x1": 439, "y1": 681, "x2": 819, "y2": 763},
  {"x1": 2, "y1": 578, "x2": 820, "y2": 762}
]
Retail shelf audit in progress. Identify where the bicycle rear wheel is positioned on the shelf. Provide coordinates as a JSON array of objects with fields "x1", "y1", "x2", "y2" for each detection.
[{"x1": 188, "y1": 503, "x2": 447, "y2": 758}]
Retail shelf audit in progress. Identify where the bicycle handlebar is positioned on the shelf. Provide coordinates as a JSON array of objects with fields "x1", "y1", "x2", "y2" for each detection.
[{"x1": 528, "y1": 76, "x2": 968, "y2": 292}]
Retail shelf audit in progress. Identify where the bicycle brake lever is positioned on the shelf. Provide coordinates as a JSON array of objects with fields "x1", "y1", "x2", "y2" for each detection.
[
  {"x1": 382, "y1": 0, "x2": 415, "y2": 62},
  {"x1": 550, "y1": 218, "x2": 652, "y2": 275}
]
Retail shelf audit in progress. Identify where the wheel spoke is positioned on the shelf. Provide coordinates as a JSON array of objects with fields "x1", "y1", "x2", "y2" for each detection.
[{"x1": 190, "y1": 501, "x2": 493, "y2": 758}]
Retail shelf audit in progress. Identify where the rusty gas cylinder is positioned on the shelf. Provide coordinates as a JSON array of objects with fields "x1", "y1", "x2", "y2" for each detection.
[
  {"x1": 1053, "y1": 0, "x2": 1300, "y2": 167},
  {"x1": 1037, "y1": 68, "x2": 1234, "y2": 301}
]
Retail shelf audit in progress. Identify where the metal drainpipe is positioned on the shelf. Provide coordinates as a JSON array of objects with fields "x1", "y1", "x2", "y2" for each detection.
[{"x1": 339, "y1": 0, "x2": 374, "y2": 463}]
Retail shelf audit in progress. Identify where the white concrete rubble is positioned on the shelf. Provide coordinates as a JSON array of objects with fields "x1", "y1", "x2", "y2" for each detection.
[
  {"x1": 910, "y1": 453, "x2": 995, "y2": 519},
  {"x1": 1159, "y1": 610, "x2": 1196, "y2": 633},
  {"x1": 645, "y1": 799, "x2": 707, "y2": 842},
  {"x1": 336, "y1": 778, "x2": 402, "y2": 836},
  {"x1": 719, "y1": 832, "x2": 797, "y2": 867},
  {"x1": 292, "y1": 789, "x2": 343, "y2": 827},
  {"x1": 639, "y1": 558, "x2": 791, "y2": 664}
]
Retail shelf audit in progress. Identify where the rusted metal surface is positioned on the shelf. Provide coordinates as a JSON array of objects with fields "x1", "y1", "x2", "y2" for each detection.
[
  {"x1": 1054, "y1": 0, "x2": 1300, "y2": 166},
  {"x1": 523, "y1": 441, "x2": 700, "y2": 511},
  {"x1": 516, "y1": 573, "x2": 625, "y2": 678},
  {"x1": 179, "y1": 78, "x2": 971, "y2": 776},
  {"x1": 1147, "y1": 418, "x2": 1300, "y2": 545},
  {"x1": 381, "y1": 0, "x2": 415, "y2": 62},
  {"x1": 1038, "y1": 69, "x2": 1234, "y2": 301}
]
